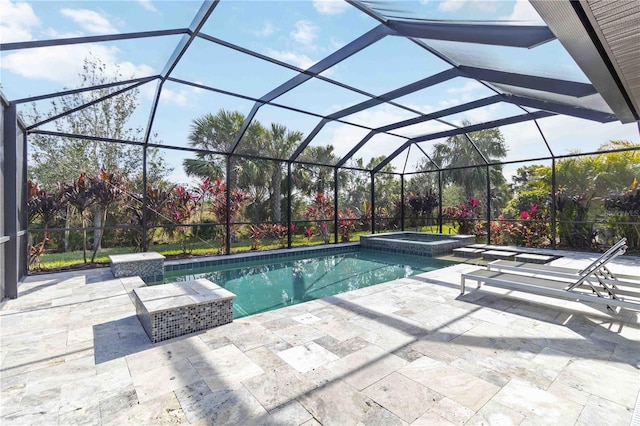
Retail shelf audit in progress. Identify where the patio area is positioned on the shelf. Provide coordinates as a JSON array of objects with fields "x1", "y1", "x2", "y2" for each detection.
[{"x1": 1, "y1": 252, "x2": 639, "y2": 425}]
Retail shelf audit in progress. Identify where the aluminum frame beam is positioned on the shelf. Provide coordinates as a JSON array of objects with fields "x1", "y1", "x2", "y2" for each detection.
[
  {"x1": 502, "y1": 94, "x2": 618, "y2": 123},
  {"x1": 161, "y1": 2, "x2": 219, "y2": 79},
  {"x1": 26, "y1": 79, "x2": 152, "y2": 131},
  {"x1": 328, "y1": 68, "x2": 461, "y2": 120},
  {"x1": 290, "y1": 68, "x2": 460, "y2": 162},
  {"x1": 412, "y1": 111, "x2": 554, "y2": 143},
  {"x1": 373, "y1": 111, "x2": 554, "y2": 172},
  {"x1": 531, "y1": 0, "x2": 639, "y2": 123},
  {"x1": 335, "y1": 131, "x2": 377, "y2": 168},
  {"x1": 261, "y1": 25, "x2": 393, "y2": 104},
  {"x1": 336, "y1": 95, "x2": 503, "y2": 167},
  {"x1": 289, "y1": 119, "x2": 331, "y2": 161},
  {"x1": 29, "y1": 130, "x2": 145, "y2": 146},
  {"x1": 378, "y1": 95, "x2": 503, "y2": 133},
  {"x1": 414, "y1": 143, "x2": 440, "y2": 171},
  {"x1": 229, "y1": 24, "x2": 394, "y2": 154},
  {"x1": 387, "y1": 20, "x2": 555, "y2": 48},
  {"x1": 460, "y1": 66, "x2": 598, "y2": 98},
  {"x1": 143, "y1": 0, "x2": 220, "y2": 145},
  {"x1": 0, "y1": 29, "x2": 188, "y2": 51},
  {"x1": 195, "y1": 31, "x2": 437, "y2": 120},
  {"x1": 12, "y1": 76, "x2": 158, "y2": 104},
  {"x1": 463, "y1": 133, "x2": 489, "y2": 165}
]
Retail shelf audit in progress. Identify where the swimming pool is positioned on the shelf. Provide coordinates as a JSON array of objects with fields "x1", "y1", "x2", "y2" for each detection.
[{"x1": 164, "y1": 248, "x2": 452, "y2": 318}]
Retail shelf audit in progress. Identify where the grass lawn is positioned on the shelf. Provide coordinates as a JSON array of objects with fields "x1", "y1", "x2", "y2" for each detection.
[{"x1": 35, "y1": 225, "x2": 457, "y2": 271}]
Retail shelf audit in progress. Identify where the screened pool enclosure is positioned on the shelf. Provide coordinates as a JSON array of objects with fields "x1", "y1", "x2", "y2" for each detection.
[{"x1": 1, "y1": 0, "x2": 639, "y2": 299}]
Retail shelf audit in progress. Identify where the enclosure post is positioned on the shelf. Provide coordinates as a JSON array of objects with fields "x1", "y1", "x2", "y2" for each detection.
[
  {"x1": 20, "y1": 131, "x2": 28, "y2": 280},
  {"x1": 370, "y1": 171, "x2": 376, "y2": 234},
  {"x1": 225, "y1": 156, "x2": 231, "y2": 255},
  {"x1": 551, "y1": 158, "x2": 557, "y2": 249},
  {"x1": 287, "y1": 162, "x2": 292, "y2": 249},
  {"x1": 142, "y1": 146, "x2": 148, "y2": 252},
  {"x1": 3, "y1": 104, "x2": 18, "y2": 298},
  {"x1": 438, "y1": 171, "x2": 443, "y2": 233},
  {"x1": 486, "y1": 165, "x2": 491, "y2": 244},
  {"x1": 333, "y1": 168, "x2": 339, "y2": 244},
  {"x1": 400, "y1": 174, "x2": 405, "y2": 231}
]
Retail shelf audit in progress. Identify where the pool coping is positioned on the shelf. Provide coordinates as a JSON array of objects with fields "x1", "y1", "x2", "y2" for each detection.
[{"x1": 164, "y1": 243, "x2": 360, "y2": 272}]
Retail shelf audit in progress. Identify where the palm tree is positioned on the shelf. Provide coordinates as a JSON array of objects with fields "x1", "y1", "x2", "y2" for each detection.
[
  {"x1": 264, "y1": 123, "x2": 303, "y2": 222},
  {"x1": 339, "y1": 158, "x2": 369, "y2": 209},
  {"x1": 297, "y1": 145, "x2": 339, "y2": 195},
  {"x1": 432, "y1": 121, "x2": 507, "y2": 205},
  {"x1": 235, "y1": 157, "x2": 271, "y2": 221},
  {"x1": 183, "y1": 110, "x2": 263, "y2": 185}
]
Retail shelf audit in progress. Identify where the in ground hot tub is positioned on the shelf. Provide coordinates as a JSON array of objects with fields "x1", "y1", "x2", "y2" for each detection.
[{"x1": 360, "y1": 232, "x2": 475, "y2": 257}]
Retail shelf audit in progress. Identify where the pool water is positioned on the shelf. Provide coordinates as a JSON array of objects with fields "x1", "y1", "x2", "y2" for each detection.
[{"x1": 164, "y1": 249, "x2": 452, "y2": 318}]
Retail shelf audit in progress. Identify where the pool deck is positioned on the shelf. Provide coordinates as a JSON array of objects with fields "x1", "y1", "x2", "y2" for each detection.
[{"x1": 1, "y1": 252, "x2": 639, "y2": 425}]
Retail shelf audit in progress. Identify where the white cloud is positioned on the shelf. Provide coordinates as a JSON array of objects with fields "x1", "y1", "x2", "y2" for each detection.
[
  {"x1": 137, "y1": 0, "x2": 157, "y2": 12},
  {"x1": 393, "y1": 119, "x2": 452, "y2": 138},
  {"x1": 438, "y1": 0, "x2": 498, "y2": 14},
  {"x1": 438, "y1": 0, "x2": 466, "y2": 12},
  {"x1": 156, "y1": 82, "x2": 204, "y2": 106},
  {"x1": 502, "y1": 0, "x2": 545, "y2": 24},
  {"x1": 447, "y1": 80, "x2": 485, "y2": 94},
  {"x1": 312, "y1": 0, "x2": 349, "y2": 15},
  {"x1": 266, "y1": 49, "x2": 316, "y2": 70},
  {"x1": 329, "y1": 37, "x2": 346, "y2": 51},
  {"x1": 346, "y1": 107, "x2": 415, "y2": 130},
  {"x1": 253, "y1": 21, "x2": 277, "y2": 38},
  {"x1": 114, "y1": 59, "x2": 155, "y2": 81},
  {"x1": 290, "y1": 20, "x2": 318, "y2": 46},
  {"x1": 159, "y1": 87, "x2": 190, "y2": 106},
  {"x1": 473, "y1": 1, "x2": 499, "y2": 12},
  {"x1": 449, "y1": 102, "x2": 502, "y2": 126},
  {"x1": 1, "y1": 44, "x2": 154, "y2": 86},
  {"x1": 446, "y1": 80, "x2": 487, "y2": 103},
  {"x1": 43, "y1": 28, "x2": 83, "y2": 39},
  {"x1": 0, "y1": 0, "x2": 41, "y2": 42},
  {"x1": 60, "y1": 8, "x2": 117, "y2": 34}
]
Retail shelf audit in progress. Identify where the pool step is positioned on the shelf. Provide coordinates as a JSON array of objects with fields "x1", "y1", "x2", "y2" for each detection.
[
  {"x1": 482, "y1": 250, "x2": 519, "y2": 261},
  {"x1": 467, "y1": 244, "x2": 488, "y2": 249},
  {"x1": 514, "y1": 253, "x2": 556, "y2": 264},
  {"x1": 453, "y1": 247, "x2": 485, "y2": 258}
]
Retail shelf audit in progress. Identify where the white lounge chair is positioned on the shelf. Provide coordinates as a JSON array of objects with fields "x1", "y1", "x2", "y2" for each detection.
[
  {"x1": 487, "y1": 238, "x2": 635, "y2": 283},
  {"x1": 460, "y1": 240, "x2": 640, "y2": 311},
  {"x1": 461, "y1": 270, "x2": 640, "y2": 311}
]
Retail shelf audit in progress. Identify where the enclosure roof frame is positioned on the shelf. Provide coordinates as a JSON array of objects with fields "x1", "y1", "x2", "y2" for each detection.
[{"x1": 0, "y1": 0, "x2": 637, "y2": 175}]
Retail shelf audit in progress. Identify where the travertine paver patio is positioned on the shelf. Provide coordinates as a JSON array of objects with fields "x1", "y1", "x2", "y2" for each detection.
[{"x1": 1, "y1": 252, "x2": 639, "y2": 425}]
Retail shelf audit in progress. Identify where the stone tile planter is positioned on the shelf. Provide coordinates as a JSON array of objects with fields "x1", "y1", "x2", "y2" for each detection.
[
  {"x1": 133, "y1": 279, "x2": 236, "y2": 343},
  {"x1": 109, "y1": 252, "x2": 165, "y2": 283}
]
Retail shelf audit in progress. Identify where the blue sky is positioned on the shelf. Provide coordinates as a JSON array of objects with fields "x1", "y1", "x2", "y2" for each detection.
[{"x1": 1, "y1": 0, "x2": 638, "y2": 185}]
